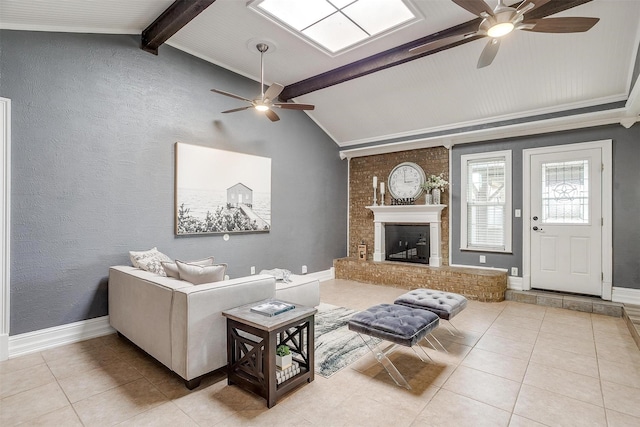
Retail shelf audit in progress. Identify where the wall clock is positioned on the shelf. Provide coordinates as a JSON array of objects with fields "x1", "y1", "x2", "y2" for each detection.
[{"x1": 388, "y1": 162, "x2": 426, "y2": 199}]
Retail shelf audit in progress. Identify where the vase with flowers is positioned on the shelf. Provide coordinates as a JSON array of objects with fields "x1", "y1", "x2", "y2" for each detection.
[{"x1": 421, "y1": 174, "x2": 449, "y2": 205}]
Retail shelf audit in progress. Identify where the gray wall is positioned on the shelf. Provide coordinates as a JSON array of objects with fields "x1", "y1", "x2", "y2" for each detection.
[
  {"x1": 450, "y1": 124, "x2": 640, "y2": 290},
  {"x1": 0, "y1": 31, "x2": 348, "y2": 335}
]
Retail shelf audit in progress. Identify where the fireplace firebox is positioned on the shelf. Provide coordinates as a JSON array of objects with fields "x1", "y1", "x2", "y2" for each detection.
[
  {"x1": 367, "y1": 205, "x2": 445, "y2": 267},
  {"x1": 385, "y1": 225, "x2": 430, "y2": 264}
]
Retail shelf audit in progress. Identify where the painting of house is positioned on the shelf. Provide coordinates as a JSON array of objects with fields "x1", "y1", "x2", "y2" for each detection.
[
  {"x1": 175, "y1": 143, "x2": 271, "y2": 235},
  {"x1": 227, "y1": 183, "x2": 252, "y2": 208}
]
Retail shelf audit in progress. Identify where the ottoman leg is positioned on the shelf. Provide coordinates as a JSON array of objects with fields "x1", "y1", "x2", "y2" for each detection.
[
  {"x1": 443, "y1": 320, "x2": 461, "y2": 337},
  {"x1": 357, "y1": 334, "x2": 411, "y2": 390},
  {"x1": 411, "y1": 344, "x2": 433, "y2": 362},
  {"x1": 424, "y1": 333, "x2": 449, "y2": 353}
]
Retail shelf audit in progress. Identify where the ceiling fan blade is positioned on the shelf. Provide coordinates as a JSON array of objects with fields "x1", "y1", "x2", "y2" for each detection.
[
  {"x1": 273, "y1": 103, "x2": 315, "y2": 111},
  {"x1": 263, "y1": 83, "x2": 284, "y2": 102},
  {"x1": 222, "y1": 106, "x2": 252, "y2": 113},
  {"x1": 409, "y1": 32, "x2": 477, "y2": 56},
  {"x1": 265, "y1": 109, "x2": 280, "y2": 122},
  {"x1": 477, "y1": 38, "x2": 500, "y2": 69},
  {"x1": 210, "y1": 89, "x2": 252, "y2": 102},
  {"x1": 517, "y1": 0, "x2": 550, "y2": 14},
  {"x1": 452, "y1": 0, "x2": 494, "y2": 17},
  {"x1": 522, "y1": 17, "x2": 600, "y2": 33}
]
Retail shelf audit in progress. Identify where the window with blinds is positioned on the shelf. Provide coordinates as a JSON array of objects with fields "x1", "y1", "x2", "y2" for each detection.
[{"x1": 460, "y1": 151, "x2": 512, "y2": 252}]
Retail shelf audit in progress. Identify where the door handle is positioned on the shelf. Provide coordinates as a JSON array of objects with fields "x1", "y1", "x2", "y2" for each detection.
[{"x1": 533, "y1": 226, "x2": 543, "y2": 231}]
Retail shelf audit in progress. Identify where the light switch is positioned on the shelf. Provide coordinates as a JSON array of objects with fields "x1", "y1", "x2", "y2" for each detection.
[{"x1": 515, "y1": 209, "x2": 521, "y2": 217}]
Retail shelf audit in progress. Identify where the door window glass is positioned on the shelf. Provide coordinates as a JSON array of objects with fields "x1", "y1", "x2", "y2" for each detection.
[{"x1": 541, "y1": 160, "x2": 589, "y2": 224}]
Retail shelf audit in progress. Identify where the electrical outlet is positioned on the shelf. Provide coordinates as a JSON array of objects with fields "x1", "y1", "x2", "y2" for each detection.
[
  {"x1": 479, "y1": 255, "x2": 486, "y2": 264},
  {"x1": 302, "y1": 265, "x2": 308, "y2": 274},
  {"x1": 511, "y1": 267, "x2": 518, "y2": 276},
  {"x1": 250, "y1": 266, "x2": 255, "y2": 275}
]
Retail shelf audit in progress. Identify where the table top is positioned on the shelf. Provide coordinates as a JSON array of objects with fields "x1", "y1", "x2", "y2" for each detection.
[{"x1": 222, "y1": 299, "x2": 317, "y2": 332}]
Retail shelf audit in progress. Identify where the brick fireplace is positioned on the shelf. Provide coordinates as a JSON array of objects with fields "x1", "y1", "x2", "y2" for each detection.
[
  {"x1": 338, "y1": 146, "x2": 507, "y2": 302},
  {"x1": 347, "y1": 147, "x2": 450, "y2": 262}
]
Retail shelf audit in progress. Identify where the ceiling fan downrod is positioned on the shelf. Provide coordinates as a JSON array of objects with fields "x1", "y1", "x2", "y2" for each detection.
[{"x1": 256, "y1": 43, "x2": 269, "y2": 100}]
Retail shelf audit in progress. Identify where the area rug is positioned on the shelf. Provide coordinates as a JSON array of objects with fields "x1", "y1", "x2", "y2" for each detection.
[{"x1": 314, "y1": 303, "x2": 379, "y2": 378}]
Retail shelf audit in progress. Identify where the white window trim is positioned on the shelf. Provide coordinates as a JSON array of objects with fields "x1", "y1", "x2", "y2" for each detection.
[{"x1": 460, "y1": 150, "x2": 512, "y2": 253}]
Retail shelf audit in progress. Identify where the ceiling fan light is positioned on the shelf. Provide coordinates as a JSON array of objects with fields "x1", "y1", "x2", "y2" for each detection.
[
  {"x1": 487, "y1": 22, "x2": 514, "y2": 38},
  {"x1": 255, "y1": 104, "x2": 269, "y2": 112}
]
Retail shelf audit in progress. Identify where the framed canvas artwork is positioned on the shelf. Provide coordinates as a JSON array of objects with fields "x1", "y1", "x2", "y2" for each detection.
[{"x1": 175, "y1": 142, "x2": 271, "y2": 235}]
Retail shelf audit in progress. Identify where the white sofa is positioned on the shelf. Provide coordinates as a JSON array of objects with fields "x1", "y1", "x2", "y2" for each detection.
[{"x1": 108, "y1": 266, "x2": 320, "y2": 388}]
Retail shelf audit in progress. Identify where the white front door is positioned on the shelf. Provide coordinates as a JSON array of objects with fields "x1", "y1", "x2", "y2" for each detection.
[{"x1": 529, "y1": 147, "x2": 602, "y2": 295}]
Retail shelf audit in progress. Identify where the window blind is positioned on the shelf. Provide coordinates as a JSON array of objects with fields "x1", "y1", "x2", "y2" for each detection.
[{"x1": 466, "y1": 157, "x2": 506, "y2": 250}]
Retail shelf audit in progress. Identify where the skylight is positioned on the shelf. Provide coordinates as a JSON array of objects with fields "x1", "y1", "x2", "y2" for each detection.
[{"x1": 249, "y1": 0, "x2": 419, "y2": 55}]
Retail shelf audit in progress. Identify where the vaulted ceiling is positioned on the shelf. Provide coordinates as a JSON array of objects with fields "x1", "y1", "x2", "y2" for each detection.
[{"x1": 2, "y1": 0, "x2": 640, "y2": 148}]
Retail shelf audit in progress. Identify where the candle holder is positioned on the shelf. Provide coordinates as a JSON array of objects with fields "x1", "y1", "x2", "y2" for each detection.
[
  {"x1": 372, "y1": 187, "x2": 378, "y2": 206},
  {"x1": 380, "y1": 191, "x2": 385, "y2": 205}
]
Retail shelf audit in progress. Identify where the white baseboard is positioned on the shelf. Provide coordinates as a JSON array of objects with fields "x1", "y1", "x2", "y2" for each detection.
[
  {"x1": 0, "y1": 333, "x2": 8, "y2": 361},
  {"x1": 612, "y1": 287, "x2": 640, "y2": 305},
  {"x1": 8, "y1": 316, "x2": 115, "y2": 359},
  {"x1": 508, "y1": 276, "x2": 524, "y2": 291},
  {"x1": 306, "y1": 267, "x2": 335, "y2": 282}
]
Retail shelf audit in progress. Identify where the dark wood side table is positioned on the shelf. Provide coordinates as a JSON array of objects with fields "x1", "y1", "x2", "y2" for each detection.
[{"x1": 222, "y1": 301, "x2": 316, "y2": 408}]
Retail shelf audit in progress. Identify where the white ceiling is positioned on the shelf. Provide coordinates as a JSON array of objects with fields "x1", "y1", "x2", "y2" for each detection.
[{"x1": 1, "y1": 0, "x2": 640, "y2": 147}]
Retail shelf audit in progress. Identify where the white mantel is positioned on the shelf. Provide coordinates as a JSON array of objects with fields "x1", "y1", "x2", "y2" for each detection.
[{"x1": 367, "y1": 204, "x2": 446, "y2": 267}]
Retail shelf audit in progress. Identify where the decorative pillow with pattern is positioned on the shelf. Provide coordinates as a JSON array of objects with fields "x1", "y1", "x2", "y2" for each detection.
[
  {"x1": 129, "y1": 247, "x2": 168, "y2": 268},
  {"x1": 138, "y1": 257, "x2": 170, "y2": 276},
  {"x1": 176, "y1": 260, "x2": 227, "y2": 285},
  {"x1": 129, "y1": 247, "x2": 172, "y2": 276},
  {"x1": 161, "y1": 256, "x2": 215, "y2": 279}
]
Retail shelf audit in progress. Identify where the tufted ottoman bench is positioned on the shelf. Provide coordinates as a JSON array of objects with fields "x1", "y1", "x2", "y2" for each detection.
[
  {"x1": 348, "y1": 303, "x2": 439, "y2": 389},
  {"x1": 394, "y1": 289, "x2": 468, "y2": 345}
]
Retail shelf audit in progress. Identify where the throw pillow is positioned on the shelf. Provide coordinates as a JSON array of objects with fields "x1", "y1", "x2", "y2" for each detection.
[
  {"x1": 161, "y1": 256, "x2": 216, "y2": 279},
  {"x1": 138, "y1": 257, "x2": 169, "y2": 276},
  {"x1": 129, "y1": 247, "x2": 170, "y2": 268},
  {"x1": 176, "y1": 260, "x2": 227, "y2": 285}
]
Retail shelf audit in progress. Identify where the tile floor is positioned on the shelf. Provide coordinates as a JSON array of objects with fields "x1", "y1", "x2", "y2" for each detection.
[{"x1": 1, "y1": 279, "x2": 640, "y2": 426}]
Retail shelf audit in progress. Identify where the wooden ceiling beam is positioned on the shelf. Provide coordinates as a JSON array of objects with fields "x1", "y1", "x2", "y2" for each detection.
[
  {"x1": 141, "y1": 0, "x2": 217, "y2": 55},
  {"x1": 280, "y1": 0, "x2": 593, "y2": 101}
]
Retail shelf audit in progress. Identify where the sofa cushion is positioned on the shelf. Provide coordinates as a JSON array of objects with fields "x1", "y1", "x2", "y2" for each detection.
[
  {"x1": 176, "y1": 260, "x2": 227, "y2": 285},
  {"x1": 162, "y1": 257, "x2": 216, "y2": 279}
]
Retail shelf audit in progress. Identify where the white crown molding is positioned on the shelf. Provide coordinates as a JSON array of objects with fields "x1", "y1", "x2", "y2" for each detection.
[
  {"x1": 612, "y1": 287, "x2": 640, "y2": 306},
  {"x1": 622, "y1": 73, "x2": 640, "y2": 128},
  {"x1": 8, "y1": 316, "x2": 115, "y2": 359},
  {"x1": 339, "y1": 108, "x2": 633, "y2": 160},
  {"x1": 338, "y1": 93, "x2": 627, "y2": 149},
  {"x1": 0, "y1": 23, "x2": 140, "y2": 34}
]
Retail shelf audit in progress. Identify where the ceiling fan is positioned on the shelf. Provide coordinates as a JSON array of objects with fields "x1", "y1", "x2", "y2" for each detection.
[
  {"x1": 410, "y1": 0, "x2": 599, "y2": 68},
  {"x1": 211, "y1": 43, "x2": 314, "y2": 122}
]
